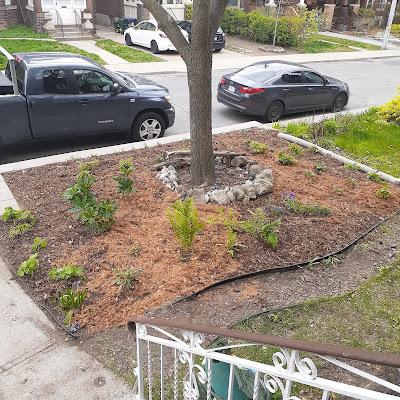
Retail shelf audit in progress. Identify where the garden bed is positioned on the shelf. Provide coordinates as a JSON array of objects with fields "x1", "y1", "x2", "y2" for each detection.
[{"x1": 0, "y1": 127, "x2": 399, "y2": 333}]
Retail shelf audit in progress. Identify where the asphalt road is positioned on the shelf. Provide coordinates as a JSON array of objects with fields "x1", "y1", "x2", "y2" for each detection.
[{"x1": 1, "y1": 57, "x2": 399, "y2": 165}]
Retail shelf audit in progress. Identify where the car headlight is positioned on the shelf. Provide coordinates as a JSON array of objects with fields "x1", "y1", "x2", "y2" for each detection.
[{"x1": 165, "y1": 95, "x2": 171, "y2": 102}]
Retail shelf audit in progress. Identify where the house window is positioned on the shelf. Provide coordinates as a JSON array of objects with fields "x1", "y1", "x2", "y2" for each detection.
[
  {"x1": 27, "y1": 0, "x2": 34, "y2": 7},
  {"x1": 376, "y1": 0, "x2": 386, "y2": 10},
  {"x1": 366, "y1": 0, "x2": 373, "y2": 8},
  {"x1": 4, "y1": 0, "x2": 12, "y2": 5}
]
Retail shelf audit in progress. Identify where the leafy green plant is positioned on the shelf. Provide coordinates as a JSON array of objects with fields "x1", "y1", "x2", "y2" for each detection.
[
  {"x1": 1, "y1": 206, "x2": 21, "y2": 222},
  {"x1": 76, "y1": 159, "x2": 99, "y2": 179},
  {"x1": 333, "y1": 186, "x2": 343, "y2": 193},
  {"x1": 53, "y1": 286, "x2": 87, "y2": 326},
  {"x1": 309, "y1": 146, "x2": 319, "y2": 153},
  {"x1": 377, "y1": 186, "x2": 391, "y2": 199},
  {"x1": 278, "y1": 151, "x2": 296, "y2": 165},
  {"x1": 343, "y1": 163, "x2": 360, "y2": 170},
  {"x1": 31, "y1": 237, "x2": 47, "y2": 252},
  {"x1": 112, "y1": 265, "x2": 141, "y2": 293},
  {"x1": 17, "y1": 253, "x2": 38, "y2": 277},
  {"x1": 303, "y1": 170, "x2": 316, "y2": 181},
  {"x1": 10, "y1": 222, "x2": 34, "y2": 238},
  {"x1": 166, "y1": 198, "x2": 205, "y2": 259},
  {"x1": 348, "y1": 178, "x2": 357, "y2": 187},
  {"x1": 217, "y1": 207, "x2": 239, "y2": 231},
  {"x1": 63, "y1": 175, "x2": 118, "y2": 234},
  {"x1": 130, "y1": 243, "x2": 142, "y2": 256},
  {"x1": 288, "y1": 143, "x2": 304, "y2": 156},
  {"x1": 49, "y1": 265, "x2": 83, "y2": 281},
  {"x1": 290, "y1": 7, "x2": 320, "y2": 48},
  {"x1": 314, "y1": 162, "x2": 327, "y2": 173},
  {"x1": 367, "y1": 172, "x2": 383, "y2": 183},
  {"x1": 2, "y1": 207, "x2": 35, "y2": 237},
  {"x1": 247, "y1": 141, "x2": 268, "y2": 154},
  {"x1": 113, "y1": 158, "x2": 136, "y2": 197},
  {"x1": 240, "y1": 209, "x2": 280, "y2": 247},
  {"x1": 281, "y1": 192, "x2": 331, "y2": 216}
]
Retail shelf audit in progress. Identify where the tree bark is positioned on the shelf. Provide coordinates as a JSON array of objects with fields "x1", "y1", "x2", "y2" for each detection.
[{"x1": 140, "y1": 0, "x2": 229, "y2": 186}]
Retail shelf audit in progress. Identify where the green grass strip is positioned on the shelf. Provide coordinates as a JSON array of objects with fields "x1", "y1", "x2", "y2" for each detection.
[
  {"x1": 301, "y1": 39, "x2": 356, "y2": 53},
  {"x1": 0, "y1": 39, "x2": 105, "y2": 69},
  {"x1": 96, "y1": 40, "x2": 165, "y2": 63},
  {"x1": 0, "y1": 25, "x2": 51, "y2": 39},
  {"x1": 315, "y1": 34, "x2": 381, "y2": 50}
]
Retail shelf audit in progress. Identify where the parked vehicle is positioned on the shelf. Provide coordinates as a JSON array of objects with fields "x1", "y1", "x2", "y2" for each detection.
[
  {"x1": 177, "y1": 20, "x2": 225, "y2": 52},
  {"x1": 124, "y1": 20, "x2": 189, "y2": 54},
  {"x1": 0, "y1": 48, "x2": 175, "y2": 145},
  {"x1": 217, "y1": 61, "x2": 350, "y2": 122}
]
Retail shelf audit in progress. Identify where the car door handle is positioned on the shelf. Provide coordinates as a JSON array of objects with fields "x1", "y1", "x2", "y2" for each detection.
[
  {"x1": 283, "y1": 89, "x2": 290, "y2": 92},
  {"x1": 308, "y1": 88, "x2": 314, "y2": 91},
  {"x1": 78, "y1": 99, "x2": 90, "y2": 104}
]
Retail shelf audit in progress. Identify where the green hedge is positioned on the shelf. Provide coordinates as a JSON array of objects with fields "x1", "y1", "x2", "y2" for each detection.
[
  {"x1": 391, "y1": 24, "x2": 400, "y2": 38},
  {"x1": 222, "y1": 7, "x2": 295, "y2": 47}
]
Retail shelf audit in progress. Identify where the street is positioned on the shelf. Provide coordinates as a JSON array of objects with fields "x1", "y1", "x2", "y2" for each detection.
[{"x1": 1, "y1": 57, "x2": 399, "y2": 164}]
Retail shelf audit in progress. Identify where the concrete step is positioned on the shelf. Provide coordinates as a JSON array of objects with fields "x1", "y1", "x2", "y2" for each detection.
[{"x1": 54, "y1": 35, "x2": 94, "y2": 41}]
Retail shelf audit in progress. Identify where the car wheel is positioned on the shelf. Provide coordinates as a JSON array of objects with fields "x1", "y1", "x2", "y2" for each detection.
[
  {"x1": 150, "y1": 40, "x2": 160, "y2": 54},
  {"x1": 265, "y1": 101, "x2": 284, "y2": 122},
  {"x1": 132, "y1": 112, "x2": 165, "y2": 142},
  {"x1": 214, "y1": 48, "x2": 222, "y2": 53},
  {"x1": 125, "y1": 34, "x2": 133, "y2": 46},
  {"x1": 331, "y1": 93, "x2": 347, "y2": 112}
]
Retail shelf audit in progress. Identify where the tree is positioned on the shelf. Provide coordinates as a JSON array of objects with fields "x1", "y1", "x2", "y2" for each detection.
[{"x1": 140, "y1": 0, "x2": 229, "y2": 186}]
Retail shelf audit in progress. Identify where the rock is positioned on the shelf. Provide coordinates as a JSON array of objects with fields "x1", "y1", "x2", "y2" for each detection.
[
  {"x1": 168, "y1": 165, "x2": 176, "y2": 171},
  {"x1": 248, "y1": 164, "x2": 269, "y2": 178},
  {"x1": 175, "y1": 184, "x2": 188, "y2": 197},
  {"x1": 232, "y1": 185, "x2": 246, "y2": 201},
  {"x1": 204, "y1": 194, "x2": 210, "y2": 203},
  {"x1": 242, "y1": 183, "x2": 257, "y2": 199},
  {"x1": 192, "y1": 188, "x2": 207, "y2": 204},
  {"x1": 243, "y1": 195, "x2": 250, "y2": 204},
  {"x1": 231, "y1": 156, "x2": 248, "y2": 168},
  {"x1": 226, "y1": 190, "x2": 235, "y2": 203},
  {"x1": 253, "y1": 179, "x2": 273, "y2": 196},
  {"x1": 215, "y1": 156, "x2": 223, "y2": 164},
  {"x1": 209, "y1": 189, "x2": 231, "y2": 205},
  {"x1": 255, "y1": 168, "x2": 274, "y2": 183}
]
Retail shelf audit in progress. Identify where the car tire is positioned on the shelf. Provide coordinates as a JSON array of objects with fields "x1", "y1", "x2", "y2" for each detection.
[
  {"x1": 150, "y1": 40, "x2": 160, "y2": 54},
  {"x1": 331, "y1": 93, "x2": 347, "y2": 112},
  {"x1": 125, "y1": 34, "x2": 133, "y2": 46},
  {"x1": 265, "y1": 101, "x2": 284, "y2": 122},
  {"x1": 131, "y1": 112, "x2": 165, "y2": 142},
  {"x1": 214, "y1": 48, "x2": 222, "y2": 53}
]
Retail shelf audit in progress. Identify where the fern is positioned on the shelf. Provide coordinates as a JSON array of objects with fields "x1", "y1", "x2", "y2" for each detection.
[{"x1": 166, "y1": 198, "x2": 205, "y2": 259}]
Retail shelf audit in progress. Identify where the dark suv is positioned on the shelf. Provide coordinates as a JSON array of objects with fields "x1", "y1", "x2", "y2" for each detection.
[{"x1": 177, "y1": 21, "x2": 225, "y2": 52}]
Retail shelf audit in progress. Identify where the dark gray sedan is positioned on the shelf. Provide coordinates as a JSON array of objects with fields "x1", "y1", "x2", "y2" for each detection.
[{"x1": 217, "y1": 61, "x2": 350, "y2": 122}]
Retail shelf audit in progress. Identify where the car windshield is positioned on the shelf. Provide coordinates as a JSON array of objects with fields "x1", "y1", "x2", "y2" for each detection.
[
  {"x1": 235, "y1": 65, "x2": 276, "y2": 83},
  {"x1": 114, "y1": 72, "x2": 137, "y2": 89}
]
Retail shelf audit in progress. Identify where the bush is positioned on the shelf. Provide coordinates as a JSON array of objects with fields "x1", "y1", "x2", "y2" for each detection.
[
  {"x1": 290, "y1": 8, "x2": 319, "y2": 47},
  {"x1": 391, "y1": 25, "x2": 400, "y2": 38},
  {"x1": 185, "y1": 4, "x2": 193, "y2": 20},
  {"x1": 251, "y1": 14, "x2": 295, "y2": 46},
  {"x1": 239, "y1": 9, "x2": 263, "y2": 37},
  {"x1": 221, "y1": 7, "x2": 246, "y2": 34},
  {"x1": 377, "y1": 87, "x2": 400, "y2": 125}
]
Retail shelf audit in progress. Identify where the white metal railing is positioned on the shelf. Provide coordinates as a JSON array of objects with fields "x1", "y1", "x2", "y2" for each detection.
[{"x1": 129, "y1": 318, "x2": 400, "y2": 400}]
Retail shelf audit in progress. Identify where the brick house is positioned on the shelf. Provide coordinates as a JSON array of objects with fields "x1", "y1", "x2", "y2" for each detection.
[{"x1": 0, "y1": 0, "x2": 95, "y2": 33}]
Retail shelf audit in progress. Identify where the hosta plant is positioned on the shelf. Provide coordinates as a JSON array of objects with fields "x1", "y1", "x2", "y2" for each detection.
[{"x1": 49, "y1": 265, "x2": 83, "y2": 281}]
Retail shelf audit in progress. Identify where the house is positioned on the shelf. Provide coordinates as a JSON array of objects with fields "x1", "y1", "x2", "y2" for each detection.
[{"x1": 0, "y1": 0, "x2": 95, "y2": 35}]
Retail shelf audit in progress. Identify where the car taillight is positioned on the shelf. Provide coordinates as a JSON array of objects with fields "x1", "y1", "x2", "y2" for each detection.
[
  {"x1": 220, "y1": 77, "x2": 226, "y2": 84},
  {"x1": 222, "y1": 33, "x2": 225, "y2": 39},
  {"x1": 159, "y1": 32, "x2": 167, "y2": 38},
  {"x1": 239, "y1": 86, "x2": 265, "y2": 94}
]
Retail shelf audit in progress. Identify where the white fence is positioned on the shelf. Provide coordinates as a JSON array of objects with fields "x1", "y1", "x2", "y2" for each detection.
[{"x1": 129, "y1": 318, "x2": 400, "y2": 400}]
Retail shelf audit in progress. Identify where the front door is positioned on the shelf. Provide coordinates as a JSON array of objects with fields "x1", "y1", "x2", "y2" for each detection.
[{"x1": 55, "y1": 0, "x2": 75, "y2": 24}]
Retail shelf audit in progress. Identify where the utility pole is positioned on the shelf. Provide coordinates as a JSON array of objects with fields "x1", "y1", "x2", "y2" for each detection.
[{"x1": 382, "y1": 0, "x2": 398, "y2": 49}]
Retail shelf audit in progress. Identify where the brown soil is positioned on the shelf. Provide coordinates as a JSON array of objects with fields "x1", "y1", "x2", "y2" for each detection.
[
  {"x1": 1, "y1": 127, "x2": 399, "y2": 380},
  {"x1": 225, "y1": 34, "x2": 302, "y2": 56}
]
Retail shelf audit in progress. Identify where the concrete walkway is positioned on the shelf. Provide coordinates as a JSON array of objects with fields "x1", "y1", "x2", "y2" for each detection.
[{"x1": 1, "y1": 24, "x2": 400, "y2": 398}]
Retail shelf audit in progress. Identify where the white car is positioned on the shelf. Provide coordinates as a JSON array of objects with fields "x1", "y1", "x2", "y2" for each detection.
[{"x1": 124, "y1": 20, "x2": 188, "y2": 54}]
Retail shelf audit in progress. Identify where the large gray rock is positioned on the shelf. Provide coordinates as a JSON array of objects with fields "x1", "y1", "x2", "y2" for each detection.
[
  {"x1": 209, "y1": 189, "x2": 231, "y2": 205},
  {"x1": 249, "y1": 164, "x2": 269, "y2": 179},
  {"x1": 255, "y1": 168, "x2": 274, "y2": 183},
  {"x1": 175, "y1": 184, "x2": 188, "y2": 197},
  {"x1": 191, "y1": 188, "x2": 207, "y2": 204},
  {"x1": 253, "y1": 179, "x2": 273, "y2": 196},
  {"x1": 231, "y1": 185, "x2": 246, "y2": 201},
  {"x1": 226, "y1": 190, "x2": 235, "y2": 203},
  {"x1": 242, "y1": 183, "x2": 257, "y2": 199}
]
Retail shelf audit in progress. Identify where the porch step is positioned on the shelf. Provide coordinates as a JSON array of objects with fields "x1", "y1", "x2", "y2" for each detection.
[{"x1": 52, "y1": 25, "x2": 93, "y2": 41}]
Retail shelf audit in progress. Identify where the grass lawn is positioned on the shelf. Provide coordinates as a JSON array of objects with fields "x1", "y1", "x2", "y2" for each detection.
[
  {"x1": 0, "y1": 38, "x2": 105, "y2": 69},
  {"x1": 0, "y1": 25, "x2": 51, "y2": 39},
  {"x1": 277, "y1": 109, "x2": 400, "y2": 178},
  {"x1": 315, "y1": 34, "x2": 381, "y2": 50},
  {"x1": 96, "y1": 40, "x2": 165, "y2": 63},
  {"x1": 301, "y1": 39, "x2": 357, "y2": 53}
]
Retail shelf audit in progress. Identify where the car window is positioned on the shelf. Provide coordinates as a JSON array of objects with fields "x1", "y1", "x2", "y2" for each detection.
[
  {"x1": 138, "y1": 22, "x2": 148, "y2": 30},
  {"x1": 73, "y1": 69, "x2": 114, "y2": 94},
  {"x1": 43, "y1": 69, "x2": 69, "y2": 94},
  {"x1": 147, "y1": 23, "x2": 157, "y2": 31},
  {"x1": 304, "y1": 71, "x2": 325, "y2": 84},
  {"x1": 281, "y1": 72, "x2": 303, "y2": 84},
  {"x1": 235, "y1": 65, "x2": 276, "y2": 83},
  {"x1": 5, "y1": 61, "x2": 25, "y2": 92}
]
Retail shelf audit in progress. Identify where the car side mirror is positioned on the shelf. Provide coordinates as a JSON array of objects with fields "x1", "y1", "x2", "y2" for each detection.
[{"x1": 113, "y1": 82, "x2": 122, "y2": 94}]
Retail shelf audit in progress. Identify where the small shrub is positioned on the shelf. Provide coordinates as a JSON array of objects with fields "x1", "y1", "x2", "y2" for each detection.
[
  {"x1": 113, "y1": 158, "x2": 137, "y2": 197},
  {"x1": 76, "y1": 159, "x2": 99, "y2": 179},
  {"x1": 226, "y1": 228, "x2": 244, "y2": 257},
  {"x1": 322, "y1": 119, "x2": 340, "y2": 135},
  {"x1": 185, "y1": 3, "x2": 193, "y2": 20},
  {"x1": 2, "y1": 207, "x2": 35, "y2": 238},
  {"x1": 304, "y1": 170, "x2": 316, "y2": 181},
  {"x1": 391, "y1": 24, "x2": 400, "y2": 38},
  {"x1": 377, "y1": 186, "x2": 391, "y2": 199},
  {"x1": 248, "y1": 141, "x2": 268, "y2": 154},
  {"x1": 31, "y1": 237, "x2": 47, "y2": 252},
  {"x1": 10, "y1": 222, "x2": 34, "y2": 238},
  {"x1": 314, "y1": 162, "x2": 327, "y2": 173},
  {"x1": 49, "y1": 265, "x2": 83, "y2": 281},
  {"x1": 130, "y1": 243, "x2": 142, "y2": 256},
  {"x1": 112, "y1": 265, "x2": 141, "y2": 293},
  {"x1": 377, "y1": 87, "x2": 400, "y2": 125},
  {"x1": 166, "y1": 198, "x2": 205, "y2": 259},
  {"x1": 278, "y1": 151, "x2": 296, "y2": 165},
  {"x1": 367, "y1": 172, "x2": 383, "y2": 183},
  {"x1": 288, "y1": 143, "x2": 304, "y2": 156},
  {"x1": 281, "y1": 192, "x2": 331, "y2": 216},
  {"x1": 241, "y1": 208, "x2": 280, "y2": 247},
  {"x1": 18, "y1": 253, "x2": 38, "y2": 277}
]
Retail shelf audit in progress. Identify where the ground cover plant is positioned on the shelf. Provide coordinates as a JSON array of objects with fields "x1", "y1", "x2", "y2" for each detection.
[
  {"x1": 0, "y1": 25, "x2": 51, "y2": 38},
  {"x1": 0, "y1": 38, "x2": 105, "y2": 69},
  {"x1": 96, "y1": 39, "x2": 164, "y2": 63},
  {"x1": 1, "y1": 127, "x2": 399, "y2": 334}
]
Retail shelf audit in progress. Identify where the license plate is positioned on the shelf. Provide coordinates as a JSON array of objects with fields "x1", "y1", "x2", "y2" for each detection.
[{"x1": 228, "y1": 85, "x2": 235, "y2": 93}]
